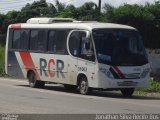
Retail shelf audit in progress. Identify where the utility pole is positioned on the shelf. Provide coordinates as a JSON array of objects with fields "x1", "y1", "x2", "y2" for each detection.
[{"x1": 98, "y1": 0, "x2": 101, "y2": 14}]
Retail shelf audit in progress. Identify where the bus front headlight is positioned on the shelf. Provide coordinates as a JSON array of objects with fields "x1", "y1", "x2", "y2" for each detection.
[
  {"x1": 99, "y1": 68, "x2": 114, "y2": 79},
  {"x1": 106, "y1": 70, "x2": 114, "y2": 79},
  {"x1": 140, "y1": 68, "x2": 150, "y2": 78}
]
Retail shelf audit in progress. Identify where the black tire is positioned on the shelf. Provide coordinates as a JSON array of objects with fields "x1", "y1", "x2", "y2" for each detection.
[
  {"x1": 28, "y1": 71, "x2": 45, "y2": 88},
  {"x1": 64, "y1": 84, "x2": 77, "y2": 91},
  {"x1": 78, "y1": 76, "x2": 92, "y2": 95},
  {"x1": 37, "y1": 81, "x2": 45, "y2": 88},
  {"x1": 121, "y1": 88, "x2": 135, "y2": 97}
]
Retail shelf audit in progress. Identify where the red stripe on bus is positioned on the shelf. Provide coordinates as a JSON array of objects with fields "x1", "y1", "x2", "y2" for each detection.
[
  {"x1": 113, "y1": 66, "x2": 125, "y2": 78},
  {"x1": 19, "y1": 52, "x2": 41, "y2": 80},
  {"x1": 11, "y1": 24, "x2": 21, "y2": 29},
  {"x1": 48, "y1": 59, "x2": 55, "y2": 78}
]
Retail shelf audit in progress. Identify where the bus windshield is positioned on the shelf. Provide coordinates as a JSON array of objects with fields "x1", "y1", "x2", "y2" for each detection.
[{"x1": 93, "y1": 29, "x2": 148, "y2": 66}]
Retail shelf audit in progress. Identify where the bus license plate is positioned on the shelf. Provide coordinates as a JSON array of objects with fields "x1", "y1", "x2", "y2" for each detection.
[{"x1": 117, "y1": 81, "x2": 138, "y2": 86}]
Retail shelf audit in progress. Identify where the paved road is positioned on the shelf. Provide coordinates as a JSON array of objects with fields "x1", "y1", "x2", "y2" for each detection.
[{"x1": 0, "y1": 77, "x2": 160, "y2": 114}]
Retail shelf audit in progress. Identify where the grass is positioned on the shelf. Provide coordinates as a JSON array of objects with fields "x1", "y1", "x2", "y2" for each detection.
[
  {"x1": 0, "y1": 45, "x2": 5, "y2": 76},
  {"x1": 144, "y1": 79, "x2": 160, "y2": 92},
  {"x1": 134, "y1": 79, "x2": 160, "y2": 96},
  {"x1": 112, "y1": 79, "x2": 160, "y2": 97}
]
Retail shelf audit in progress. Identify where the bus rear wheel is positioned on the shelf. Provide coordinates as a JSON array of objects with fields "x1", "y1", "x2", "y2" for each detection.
[
  {"x1": 28, "y1": 71, "x2": 45, "y2": 88},
  {"x1": 78, "y1": 76, "x2": 92, "y2": 95},
  {"x1": 121, "y1": 88, "x2": 135, "y2": 97}
]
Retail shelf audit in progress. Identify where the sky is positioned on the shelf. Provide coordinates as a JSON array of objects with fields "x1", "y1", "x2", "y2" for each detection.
[{"x1": 0, "y1": 0, "x2": 156, "y2": 14}]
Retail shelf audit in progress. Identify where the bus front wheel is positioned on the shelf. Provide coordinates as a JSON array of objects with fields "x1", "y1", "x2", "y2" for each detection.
[
  {"x1": 28, "y1": 71, "x2": 45, "y2": 88},
  {"x1": 121, "y1": 88, "x2": 135, "y2": 97},
  {"x1": 78, "y1": 76, "x2": 92, "y2": 95}
]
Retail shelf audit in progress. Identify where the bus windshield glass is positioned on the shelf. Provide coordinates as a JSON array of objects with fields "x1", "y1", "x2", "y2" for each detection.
[{"x1": 93, "y1": 29, "x2": 148, "y2": 66}]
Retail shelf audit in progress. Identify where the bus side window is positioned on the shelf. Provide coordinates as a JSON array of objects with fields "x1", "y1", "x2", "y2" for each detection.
[
  {"x1": 68, "y1": 31, "x2": 80, "y2": 57},
  {"x1": 12, "y1": 30, "x2": 21, "y2": 49},
  {"x1": 30, "y1": 30, "x2": 47, "y2": 52},
  {"x1": 12, "y1": 29, "x2": 29, "y2": 50},
  {"x1": 55, "y1": 31, "x2": 68, "y2": 54},
  {"x1": 30, "y1": 30, "x2": 38, "y2": 51},
  {"x1": 48, "y1": 30, "x2": 68, "y2": 54},
  {"x1": 79, "y1": 31, "x2": 95, "y2": 61},
  {"x1": 38, "y1": 30, "x2": 47, "y2": 51},
  {"x1": 48, "y1": 31, "x2": 56, "y2": 52},
  {"x1": 68, "y1": 31, "x2": 95, "y2": 61},
  {"x1": 20, "y1": 30, "x2": 29, "y2": 50}
]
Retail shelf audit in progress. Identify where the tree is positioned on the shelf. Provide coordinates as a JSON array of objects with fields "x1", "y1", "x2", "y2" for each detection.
[
  {"x1": 21, "y1": 0, "x2": 57, "y2": 18},
  {"x1": 76, "y1": 2, "x2": 99, "y2": 20},
  {"x1": 101, "y1": 3, "x2": 114, "y2": 22},
  {"x1": 102, "y1": 2, "x2": 159, "y2": 48},
  {"x1": 144, "y1": 2, "x2": 160, "y2": 48},
  {"x1": 55, "y1": 0, "x2": 65, "y2": 13},
  {"x1": 58, "y1": 5, "x2": 77, "y2": 18},
  {"x1": 0, "y1": 14, "x2": 6, "y2": 34}
]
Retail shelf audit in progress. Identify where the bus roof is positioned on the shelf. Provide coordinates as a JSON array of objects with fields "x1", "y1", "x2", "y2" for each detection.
[{"x1": 10, "y1": 18, "x2": 136, "y2": 30}]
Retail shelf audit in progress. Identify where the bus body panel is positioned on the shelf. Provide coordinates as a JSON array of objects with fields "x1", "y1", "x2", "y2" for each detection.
[
  {"x1": 12, "y1": 51, "x2": 69, "y2": 84},
  {"x1": 95, "y1": 63, "x2": 150, "y2": 89},
  {"x1": 77, "y1": 59, "x2": 95, "y2": 87},
  {"x1": 7, "y1": 51, "x2": 25, "y2": 78},
  {"x1": 5, "y1": 20, "x2": 150, "y2": 91}
]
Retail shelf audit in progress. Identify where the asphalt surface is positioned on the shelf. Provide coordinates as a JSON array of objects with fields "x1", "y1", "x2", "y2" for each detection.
[{"x1": 0, "y1": 77, "x2": 160, "y2": 114}]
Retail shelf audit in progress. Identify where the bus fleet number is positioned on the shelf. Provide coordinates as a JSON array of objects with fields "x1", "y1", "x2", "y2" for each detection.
[{"x1": 78, "y1": 67, "x2": 87, "y2": 72}]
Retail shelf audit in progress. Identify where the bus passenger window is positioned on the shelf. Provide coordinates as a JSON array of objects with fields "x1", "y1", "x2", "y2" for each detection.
[
  {"x1": 13, "y1": 30, "x2": 21, "y2": 49},
  {"x1": 38, "y1": 30, "x2": 47, "y2": 51},
  {"x1": 30, "y1": 30, "x2": 47, "y2": 51},
  {"x1": 20, "y1": 30, "x2": 29, "y2": 50},
  {"x1": 30, "y1": 30, "x2": 38, "y2": 51},
  {"x1": 12, "y1": 30, "x2": 29, "y2": 50},
  {"x1": 55, "y1": 31, "x2": 67, "y2": 54},
  {"x1": 48, "y1": 31, "x2": 56, "y2": 52},
  {"x1": 48, "y1": 30, "x2": 68, "y2": 54}
]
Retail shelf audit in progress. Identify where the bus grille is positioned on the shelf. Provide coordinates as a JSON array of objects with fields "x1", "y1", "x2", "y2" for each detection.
[{"x1": 124, "y1": 73, "x2": 140, "y2": 79}]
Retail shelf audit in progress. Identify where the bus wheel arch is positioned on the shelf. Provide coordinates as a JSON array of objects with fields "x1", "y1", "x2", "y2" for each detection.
[
  {"x1": 77, "y1": 74, "x2": 92, "y2": 95},
  {"x1": 27, "y1": 70, "x2": 45, "y2": 88}
]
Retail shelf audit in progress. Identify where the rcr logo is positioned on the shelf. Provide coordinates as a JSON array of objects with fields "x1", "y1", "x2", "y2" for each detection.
[{"x1": 39, "y1": 58, "x2": 65, "y2": 78}]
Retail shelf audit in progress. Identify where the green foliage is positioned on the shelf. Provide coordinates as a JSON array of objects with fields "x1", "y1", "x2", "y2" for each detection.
[
  {"x1": 146, "y1": 79, "x2": 160, "y2": 92},
  {"x1": 0, "y1": 45, "x2": 5, "y2": 76},
  {"x1": 0, "y1": 14, "x2": 7, "y2": 34},
  {"x1": 135, "y1": 79, "x2": 160, "y2": 96},
  {"x1": 55, "y1": 0, "x2": 65, "y2": 13},
  {"x1": 103, "y1": 3, "x2": 160, "y2": 48},
  {"x1": 113, "y1": 79, "x2": 160, "y2": 96},
  {"x1": 58, "y1": 5, "x2": 77, "y2": 18},
  {"x1": 58, "y1": 2, "x2": 99, "y2": 20},
  {"x1": 101, "y1": 4, "x2": 114, "y2": 22},
  {"x1": 111, "y1": 4, "x2": 154, "y2": 24},
  {"x1": 76, "y1": 2, "x2": 99, "y2": 21}
]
